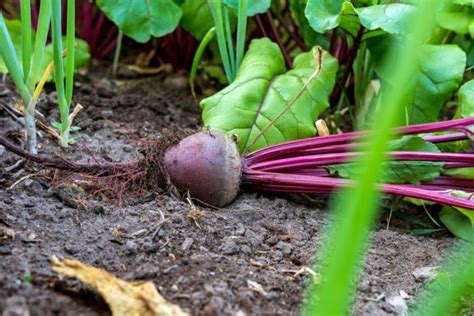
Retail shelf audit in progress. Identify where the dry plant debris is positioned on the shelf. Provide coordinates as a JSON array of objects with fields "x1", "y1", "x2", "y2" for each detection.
[{"x1": 50, "y1": 256, "x2": 188, "y2": 316}]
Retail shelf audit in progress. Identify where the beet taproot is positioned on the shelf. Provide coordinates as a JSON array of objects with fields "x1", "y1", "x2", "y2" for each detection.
[{"x1": 164, "y1": 131, "x2": 242, "y2": 207}]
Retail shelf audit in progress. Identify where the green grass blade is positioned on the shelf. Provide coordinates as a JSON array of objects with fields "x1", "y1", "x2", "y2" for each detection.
[
  {"x1": 65, "y1": 0, "x2": 75, "y2": 106},
  {"x1": 20, "y1": 0, "x2": 32, "y2": 81},
  {"x1": 189, "y1": 27, "x2": 216, "y2": 97},
  {"x1": 0, "y1": 13, "x2": 31, "y2": 104},
  {"x1": 235, "y1": 0, "x2": 248, "y2": 72},
  {"x1": 411, "y1": 242, "x2": 474, "y2": 316},
  {"x1": 27, "y1": 0, "x2": 51, "y2": 91},
  {"x1": 223, "y1": 7, "x2": 235, "y2": 78},
  {"x1": 301, "y1": 1, "x2": 441, "y2": 315},
  {"x1": 51, "y1": 0, "x2": 68, "y2": 132},
  {"x1": 207, "y1": 0, "x2": 233, "y2": 83}
]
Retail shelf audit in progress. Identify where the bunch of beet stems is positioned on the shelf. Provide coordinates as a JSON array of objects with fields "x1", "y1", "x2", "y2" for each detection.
[{"x1": 242, "y1": 117, "x2": 474, "y2": 210}]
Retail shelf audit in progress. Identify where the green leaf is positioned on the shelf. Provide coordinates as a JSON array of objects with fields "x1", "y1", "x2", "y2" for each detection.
[
  {"x1": 369, "y1": 41, "x2": 466, "y2": 124},
  {"x1": 289, "y1": 0, "x2": 329, "y2": 48},
  {"x1": 180, "y1": 0, "x2": 215, "y2": 40},
  {"x1": 328, "y1": 161, "x2": 444, "y2": 184},
  {"x1": 410, "y1": 45, "x2": 466, "y2": 123},
  {"x1": 96, "y1": 0, "x2": 182, "y2": 43},
  {"x1": 440, "y1": 191, "x2": 474, "y2": 241},
  {"x1": 200, "y1": 38, "x2": 338, "y2": 152},
  {"x1": 223, "y1": 0, "x2": 270, "y2": 16},
  {"x1": 455, "y1": 80, "x2": 474, "y2": 118},
  {"x1": 327, "y1": 136, "x2": 444, "y2": 184},
  {"x1": 437, "y1": 7, "x2": 474, "y2": 35},
  {"x1": 454, "y1": 0, "x2": 474, "y2": 7},
  {"x1": 444, "y1": 167, "x2": 474, "y2": 179},
  {"x1": 304, "y1": 0, "x2": 416, "y2": 36},
  {"x1": 390, "y1": 135, "x2": 441, "y2": 153}
]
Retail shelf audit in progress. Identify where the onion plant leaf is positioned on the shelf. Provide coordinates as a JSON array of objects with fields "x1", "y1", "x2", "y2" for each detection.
[
  {"x1": 0, "y1": 19, "x2": 30, "y2": 74},
  {"x1": 96, "y1": 0, "x2": 182, "y2": 43},
  {"x1": 223, "y1": 0, "x2": 270, "y2": 16},
  {"x1": 180, "y1": 0, "x2": 215, "y2": 40},
  {"x1": 304, "y1": 0, "x2": 416, "y2": 36},
  {"x1": 200, "y1": 38, "x2": 338, "y2": 152},
  {"x1": 328, "y1": 136, "x2": 445, "y2": 184}
]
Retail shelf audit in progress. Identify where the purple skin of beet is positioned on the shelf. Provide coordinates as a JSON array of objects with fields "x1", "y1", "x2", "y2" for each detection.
[{"x1": 164, "y1": 131, "x2": 242, "y2": 208}]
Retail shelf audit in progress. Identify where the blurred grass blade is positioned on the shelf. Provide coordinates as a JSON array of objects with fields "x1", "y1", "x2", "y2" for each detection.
[
  {"x1": 189, "y1": 27, "x2": 216, "y2": 98},
  {"x1": 27, "y1": 0, "x2": 51, "y2": 91},
  {"x1": 207, "y1": 0, "x2": 233, "y2": 83},
  {"x1": 235, "y1": 0, "x2": 248, "y2": 71},
  {"x1": 20, "y1": 0, "x2": 32, "y2": 81},
  {"x1": 0, "y1": 13, "x2": 31, "y2": 104},
  {"x1": 411, "y1": 242, "x2": 474, "y2": 316},
  {"x1": 65, "y1": 0, "x2": 75, "y2": 106},
  {"x1": 302, "y1": 1, "x2": 441, "y2": 315}
]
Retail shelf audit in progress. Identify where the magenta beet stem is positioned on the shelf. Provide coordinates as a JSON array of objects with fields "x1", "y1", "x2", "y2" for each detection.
[
  {"x1": 250, "y1": 151, "x2": 474, "y2": 172},
  {"x1": 246, "y1": 117, "x2": 474, "y2": 164},
  {"x1": 242, "y1": 170, "x2": 474, "y2": 210}
]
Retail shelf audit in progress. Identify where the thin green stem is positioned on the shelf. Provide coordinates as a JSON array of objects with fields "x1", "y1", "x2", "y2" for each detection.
[
  {"x1": 20, "y1": 0, "x2": 32, "y2": 82},
  {"x1": 51, "y1": 0, "x2": 68, "y2": 141},
  {"x1": 207, "y1": 0, "x2": 233, "y2": 83},
  {"x1": 112, "y1": 30, "x2": 123, "y2": 77},
  {"x1": 189, "y1": 27, "x2": 216, "y2": 98},
  {"x1": 27, "y1": 0, "x2": 51, "y2": 92},
  {"x1": 235, "y1": 0, "x2": 248, "y2": 73},
  {"x1": 223, "y1": 7, "x2": 235, "y2": 78},
  {"x1": 65, "y1": 0, "x2": 75, "y2": 106}
]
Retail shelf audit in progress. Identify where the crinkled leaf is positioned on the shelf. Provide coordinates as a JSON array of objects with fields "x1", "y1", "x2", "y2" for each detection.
[
  {"x1": 200, "y1": 38, "x2": 338, "y2": 152},
  {"x1": 304, "y1": 0, "x2": 416, "y2": 36},
  {"x1": 328, "y1": 136, "x2": 444, "y2": 184},
  {"x1": 223, "y1": 0, "x2": 270, "y2": 16},
  {"x1": 440, "y1": 191, "x2": 474, "y2": 241},
  {"x1": 290, "y1": 0, "x2": 329, "y2": 48},
  {"x1": 180, "y1": 0, "x2": 214, "y2": 39},
  {"x1": 369, "y1": 41, "x2": 466, "y2": 124},
  {"x1": 455, "y1": 80, "x2": 474, "y2": 118},
  {"x1": 96, "y1": 0, "x2": 182, "y2": 43}
]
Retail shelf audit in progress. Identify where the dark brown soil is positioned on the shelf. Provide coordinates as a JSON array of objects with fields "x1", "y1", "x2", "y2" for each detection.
[{"x1": 0, "y1": 71, "x2": 461, "y2": 315}]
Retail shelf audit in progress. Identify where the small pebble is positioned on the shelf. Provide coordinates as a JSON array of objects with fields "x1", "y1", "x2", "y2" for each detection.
[
  {"x1": 125, "y1": 240, "x2": 138, "y2": 256},
  {"x1": 220, "y1": 237, "x2": 239, "y2": 255},
  {"x1": 412, "y1": 266, "x2": 438, "y2": 282},
  {"x1": 386, "y1": 295, "x2": 408, "y2": 316}
]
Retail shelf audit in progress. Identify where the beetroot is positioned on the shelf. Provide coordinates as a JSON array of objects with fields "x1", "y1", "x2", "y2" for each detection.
[
  {"x1": 1, "y1": 117, "x2": 473, "y2": 210},
  {"x1": 164, "y1": 131, "x2": 242, "y2": 208}
]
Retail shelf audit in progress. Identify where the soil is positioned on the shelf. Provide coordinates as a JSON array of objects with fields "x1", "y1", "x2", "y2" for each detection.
[{"x1": 0, "y1": 69, "x2": 465, "y2": 316}]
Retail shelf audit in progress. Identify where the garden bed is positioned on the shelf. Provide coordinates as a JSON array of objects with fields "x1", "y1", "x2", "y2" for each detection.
[{"x1": 0, "y1": 73, "x2": 456, "y2": 315}]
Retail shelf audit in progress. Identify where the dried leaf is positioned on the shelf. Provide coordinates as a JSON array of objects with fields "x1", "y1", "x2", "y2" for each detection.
[{"x1": 50, "y1": 256, "x2": 188, "y2": 316}]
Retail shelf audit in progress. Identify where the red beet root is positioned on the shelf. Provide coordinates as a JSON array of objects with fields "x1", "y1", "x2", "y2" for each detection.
[{"x1": 164, "y1": 131, "x2": 242, "y2": 207}]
